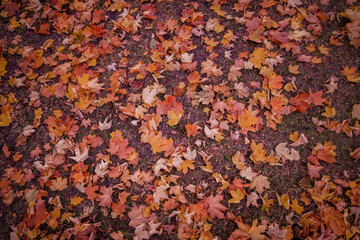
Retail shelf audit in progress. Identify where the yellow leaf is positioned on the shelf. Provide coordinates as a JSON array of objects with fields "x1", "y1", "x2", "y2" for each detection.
[
  {"x1": 238, "y1": 110, "x2": 258, "y2": 133},
  {"x1": 280, "y1": 194, "x2": 290, "y2": 209},
  {"x1": 148, "y1": 133, "x2": 164, "y2": 154},
  {"x1": 342, "y1": 66, "x2": 360, "y2": 83},
  {"x1": 70, "y1": 196, "x2": 83, "y2": 206},
  {"x1": 0, "y1": 112, "x2": 11, "y2": 127},
  {"x1": 78, "y1": 74, "x2": 90, "y2": 87},
  {"x1": 34, "y1": 108, "x2": 43, "y2": 120},
  {"x1": 179, "y1": 160, "x2": 194, "y2": 174},
  {"x1": 8, "y1": 17, "x2": 20, "y2": 31},
  {"x1": 214, "y1": 23, "x2": 225, "y2": 33},
  {"x1": 167, "y1": 110, "x2": 182, "y2": 126},
  {"x1": 288, "y1": 64, "x2": 300, "y2": 74},
  {"x1": 53, "y1": 110, "x2": 63, "y2": 118},
  {"x1": 318, "y1": 45, "x2": 329, "y2": 55},
  {"x1": 289, "y1": 131, "x2": 299, "y2": 142},
  {"x1": 0, "y1": 57, "x2": 7, "y2": 77},
  {"x1": 215, "y1": 132, "x2": 224, "y2": 142},
  {"x1": 322, "y1": 106, "x2": 336, "y2": 118},
  {"x1": 265, "y1": 154, "x2": 278, "y2": 165},
  {"x1": 305, "y1": 43, "x2": 316, "y2": 52},
  {"x1": 250, "y1": 142, "x2": 267, "y2": 164},
  {"x1": 250, "y1": 48, "x2": 268, "y2": 69},
  {"x1": 229, "y1": 188, "x2": 245, "y2": 203},
  {"x1": 291, "y1": 199, "x2": 304, "y2": 214}
]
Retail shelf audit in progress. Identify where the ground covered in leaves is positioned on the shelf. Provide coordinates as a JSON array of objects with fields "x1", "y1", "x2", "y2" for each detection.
[{"x1": 0, "y1": 0, "x2": 360, "y2": 239}]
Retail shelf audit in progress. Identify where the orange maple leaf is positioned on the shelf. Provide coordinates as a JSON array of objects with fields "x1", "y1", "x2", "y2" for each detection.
[
  {"x1": 185, "y1": 123, "x2": 199, "y2": 137},
  {"x1": 289, "y1": 93, "x2": 310, "y2": 113},
  {"x1": 238, "y1": 109, "x2": 259, "y2": 133}
]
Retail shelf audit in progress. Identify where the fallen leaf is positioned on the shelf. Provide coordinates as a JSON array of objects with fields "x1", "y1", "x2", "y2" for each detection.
[
  {"x1": 204, "y1": 194, "x2": 227, "y2": 219},
  {"x1": 250, "y1": 175, "x2": 270, "y2": 194}
]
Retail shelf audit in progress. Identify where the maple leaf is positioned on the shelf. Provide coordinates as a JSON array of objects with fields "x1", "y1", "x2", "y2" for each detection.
[
  {"x1": 289, "y1": 93, "x2": 310, "y2": 113},
  {"x1": 213, "y1": 98, "x2": 230, "y2": 113},
  {"x1": 107, "y1": 138, "x2": 134, "y2": 160},
  {"x1": 21, "y1": 125, "x2": 35, "y2": 137},
  {"x1": 307, "y1": 163, "x2": 324, "y2": 179},
  {"x1": 92, "y1": 9, "x2": 106, "y2": 24},
  {"x1": 278, "y1": 194, "x2": 290, "y2": 209},
  {"x1": 50, "y1": 177, "x2": 68, "y2": 191},
  {"x1": 185, "y1": 123, "x2": 199, "y2": 137},
  {"x1": 37, "y1": 23, "x2": 50, "y2": 35},
  {"x1": 134, "y1": 223, "x2": 150, "y2": 240},
  {"x1": 204, "y1": 125, "x2": 220, "y2": 140},
  {"x1": 288, "y1": 64, "x2": 300, "y2": 74},
  {"x1": 230, "y1": 219, "x2": 266, "y2": 240},
  {"x1": 204, "y1": 194, "x2": 227, "y2": 219},
  {"x1": 250, "y1": 175, "x2": 270, "y2": 194},
  {"x1": 183, "y1": 146, "x2": 196, "y2": 160},
  {"x1": 324, "y1": 76, "x2": 338, "y2": 94},
  {"x1": 129, "y1": 205, "x2": 147, "y2": 228},
  {"x1": 290, "y1": 199, "x2": 304, "y2": 214},
  {"x1": 96, "y1": 186, "x2": 113, "y2": 208},
  {"x1": 352, "y1": 104, "x2": 360, "y2": 120},
  {"x1": 267, "y1": 223, "x2": 287, "y2": 239},
  {"x1": 240, "y1": 166, "x2": 257, "y2": 181},
  {"x1": 342, "y1": 65, "x2": 360, "y2": 82},
  {"x1": 87, "y1": 78, "x2": 104, "y2": 93},
  {"x1": 95, "y1": 160, "x2": 109, "y2": 178},
  {"x1": 27, "y1": 0, "x2": 43, "y2": 12},
  {"x1": 24, "y1": 199, "x2": 49, "y2": 229},
  {"x1": 316, "y1": 148, "x2": 336, "y2": 164},
  {"x1": 69, "y1": 146, "x2": 89, "y2": 162},
  {"x1": 153, "y1": 185, "x2": 169, "y2": 204},
  {"x1": 249, "y1": 48, "x2": 267, "y2": 69},
  {"x1": 84, "y1": 184, "x2": 98, "y2": 200},
  {"x1": 98, "y1": 116, "x2": 112, "y2": 131},
  {"x1": 349, "y1": 207, "x2": 360, "y2": 225},
  {"x1": 166, "y1": 110, "x2": 182, "y2": 126},
  {"x1": 323, "y1": 206, "x2": 347, "y2": 236},
  {"x1": 201, "y1": 59, "x2": 223, "y2": 77},
  {"x1": 71, "y1": 196, "x2": 83, "y2": 206},
  {"x1": 288, "y1": 0, "x2": 303, "y2": 8},
  {"x1": 290, "y1": 133, "x2": 308, "y2": 147},
  {"x1": 275, "y1": 143, "x2": 300, "y2": 161},
  {"x1": 112, "y1": 201, "x2": 126, "y2": 217},
  {"x1": 3, "y1": 1, "x2": 19, "y2": 17},
  {"x1": 269, "y1": 30, "x2": 289, "y2": 44},
  {"x1": 179, "y1": 160, "x2": 195, "y2": 174},
  {"x1": 229, "y1": 188, "x2": 245, "y2": 203},
  {"x1": 238, "y1": 109, "x2": 259, "y2": 133},
  {"x1": 0, "y1": 57, "x2": 7, "y2": 77},
  {"x1": 308, "y1": 89, "x2": 326, "y2": 106},
  {"x1": 350, "y1": 147, "x2": 360, "y2": 159},
  {"x1": 250, "y1": 142, "x2": 267, "y2": 164}
]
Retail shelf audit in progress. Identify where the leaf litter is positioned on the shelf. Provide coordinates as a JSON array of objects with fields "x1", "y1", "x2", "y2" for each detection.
[{"x1": 0, "y1": 0, "x2": 360, "y2": 239}]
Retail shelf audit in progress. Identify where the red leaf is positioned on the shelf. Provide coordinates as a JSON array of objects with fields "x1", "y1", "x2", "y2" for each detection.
[
  {"x1": 4, "y1": 1, "x2": 19, "y2": 17},
  {"x1": 107, "y1": 138, "x2": 134, "y2": 160},
  {"x1": 92, "y1": 9, "x2": 106, "y2": 24},
  {"x1": 308, "y1": 89, "x2": 326, "y2": 106},
  {"x1": 289, "y1": 93, "x2": 310, "y2": 113},
  {"x1": 95, "y1": 186, "x2": 113, "y2": 208},
  {"x1": 37, "y1": 23, "x2": 50, "y2": 35},
  {"x1": 316, "y1": 149, "x2": 336, "y2": 164},
  {"x1": 85, "y1": 184, "x2": 99, "y2": 200},
  {"x1": 204, "y1": 194, "x2": 227, "y2": 219},
  {"x1": 25, "y1": 199, "x2": 49, "y2": 228}
]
